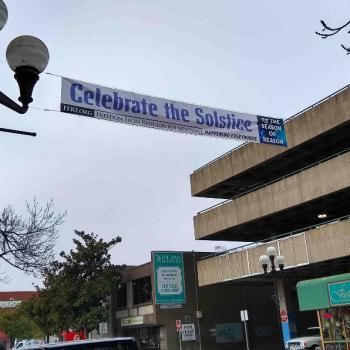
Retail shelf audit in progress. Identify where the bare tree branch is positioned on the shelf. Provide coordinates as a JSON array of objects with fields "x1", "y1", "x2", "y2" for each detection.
[
  {"x1": 316, "y1": 19, "x2": 350, "y2": 54},
  {"x1": 0, "y1": 199, "x2": 66, "y2": 279}
]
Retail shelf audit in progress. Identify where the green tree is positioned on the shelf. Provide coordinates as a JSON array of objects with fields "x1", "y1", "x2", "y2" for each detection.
[
  {"x1": 24, "y1": 231, "x2": 123, "y2": 335},
  {"x1": 20, "y1": 292, "x2": 59, "y2": 342},
  {"x1": 0, "y1": 308, "x2": 43, "y2": 343}
]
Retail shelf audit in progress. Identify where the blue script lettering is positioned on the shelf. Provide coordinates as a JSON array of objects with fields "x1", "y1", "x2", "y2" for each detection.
[
  {"x1": 69, "y1": 82, "x2": 158, "y2": 118},
  {"x1": 195, "y1": 107, "x2": 253, "y2": 131},
  {"x1": 70, "y1": 83, "x2": 83, "y2": 103}
]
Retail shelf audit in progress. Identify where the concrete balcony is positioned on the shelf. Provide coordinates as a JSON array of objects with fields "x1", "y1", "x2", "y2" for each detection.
[
  {"x1": 194, "y1": 150, "x2": 350, "y2": 241},
  {"x1": 191, "y1": 86, "x2": 350, "y2": 199},
  {"x1": 197, "y1": 217, "x2": 350, "y2": 286}
]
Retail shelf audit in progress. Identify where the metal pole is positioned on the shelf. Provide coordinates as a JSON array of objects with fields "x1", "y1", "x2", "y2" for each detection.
[
  {"x1": 272, "y1": 272, "x2": 285, "y2": 350},
  {"x1": 178, "y1": 331, "x2": 182, "y2": 350},
  {"x1": 243, "y1": 319, "x2": 250, "y2": 350},
  {"x1": 192, "y1": 251, "x2": 202, "y2": 350},
  {"x1": 0, "y1": 127, "x2": 36, "y2": 137}
]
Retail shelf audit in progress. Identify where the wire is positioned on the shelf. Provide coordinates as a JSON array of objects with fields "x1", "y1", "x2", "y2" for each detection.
[{"x1": 29, "y1": 106, "x2": 59, "y2": 113}]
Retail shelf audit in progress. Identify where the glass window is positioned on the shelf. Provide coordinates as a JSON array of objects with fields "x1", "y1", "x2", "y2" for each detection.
[
  {"x1": 116, "y1": 283, "x2": 127, "y2": 308},
  {"x1": 140, "y1": 327, "x2": 160, "y2": 349},
  {"x1": 319, "y1": 307, "x2": 350, "y2": 350},
  {"x1": 133, "y1": 276, "x2": 152, "y2": 305}
]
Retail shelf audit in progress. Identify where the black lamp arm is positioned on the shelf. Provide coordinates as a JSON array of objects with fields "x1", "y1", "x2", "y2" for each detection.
[{"x1": 0, "y1": 90, "x2": 28, "y2": 114}]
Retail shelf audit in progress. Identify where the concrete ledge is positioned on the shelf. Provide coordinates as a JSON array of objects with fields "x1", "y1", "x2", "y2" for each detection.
[
  {"x1": 191, "y1": 87, "x2": 350, "y2": 196},
  {"x1": 194, "y1": 151, "x2": 350, "y2": 240},
  {"x1": 197, "y1": 218, "x2": 350, "y2": 286}
]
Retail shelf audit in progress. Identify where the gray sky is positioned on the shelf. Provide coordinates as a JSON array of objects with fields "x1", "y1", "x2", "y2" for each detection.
[{"x1": 0, "y1": 0, "x2": 349, "y2": 290}]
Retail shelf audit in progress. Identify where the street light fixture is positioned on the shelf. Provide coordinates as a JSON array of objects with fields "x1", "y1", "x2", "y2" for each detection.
[
  {"x1": 259, "y1": 246, "x2": 285, "y2": 349},
  {"x1": 0, "y1": 0, "x2": 49, "y2": 136}
]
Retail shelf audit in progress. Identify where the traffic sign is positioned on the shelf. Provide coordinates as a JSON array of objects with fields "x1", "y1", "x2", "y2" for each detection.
[
  {"x1": 176, "y1": 319, "x2": 182, "y2": 332},
  {"x1": 240, "y1": 309, "x2": 249, "y2": 321},
  {"x1": 280, "y1": 310, "x2": 288, "y2": 323}
]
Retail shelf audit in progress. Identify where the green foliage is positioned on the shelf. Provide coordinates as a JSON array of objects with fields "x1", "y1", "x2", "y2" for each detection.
[
  {"x1": 22, "y1": 231, "x2": 123, "y2": 334},
  {"x1": 0, "y1": 308, "x2": 43, "y2": 340},
  {"x1": 20, "y1": 293, "x2": 59, "y2": 337}
]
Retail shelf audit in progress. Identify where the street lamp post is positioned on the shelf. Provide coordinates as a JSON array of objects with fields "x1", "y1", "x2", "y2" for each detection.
[
  {"x1": 259, "y1": 246, "x2": 286, "y2": 349},
  {"x1": 0, "y1": 0, "x2": 49, "y2": 136}
]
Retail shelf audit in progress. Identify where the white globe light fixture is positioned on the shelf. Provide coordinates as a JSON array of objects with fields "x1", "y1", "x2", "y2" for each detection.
[
  {"x1": 6, "y1": 35, "x2": 49, "y2": 73},
  {"x1": 266, "y1": 246, "x2": 278, "y2": 259},
  {"x1": 275, "y1": 255, "x2": 286, "y2": 271},
  {"x1": 0, "y1": 0, "x2": 8, "y2": 31},
  {"x1": 6, "y1": 35, "x2": 49, "y2": 108},
  {"x1": 0, "y1": 1, "x2": 49, "y2": 137},
  {"x1": 258, "y1": 254, "x2": 270, "y2": 273},
  {"x1": 259, "y1": 247, "x2": 285, "y2": 274}
]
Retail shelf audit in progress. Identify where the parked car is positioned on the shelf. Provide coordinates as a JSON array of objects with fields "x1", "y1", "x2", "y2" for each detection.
[
  {"x1": 11, "y1": 340, "x2": 42, "y2": 350},
  {"x1": 285, "y1": 327, "x2": 321, "y2": 350}
]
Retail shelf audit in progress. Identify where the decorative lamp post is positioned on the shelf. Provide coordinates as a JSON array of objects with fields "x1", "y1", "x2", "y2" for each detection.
[
  {"x1": 0, "y1": 0, "x2": 49, "y2": 136},
  {"x1": 259, "y1": 246, "x2": 285, "y2": 349}
]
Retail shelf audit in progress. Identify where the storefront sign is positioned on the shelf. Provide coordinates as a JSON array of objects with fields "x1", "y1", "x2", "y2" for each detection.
[
  {"x1": 153, "y1": 252, "x2": 186, "y2": 305},
  {"x1": 328, "y1": 281, "x2": 350, "y2": 306},
  {"x1": 121, "y1": 316, "x2": 144, "y2": 327},
  {"x1": 181, "y1": 324, "x2": 196, "y2": 341},
  {"x1": 61, "y1": 77, "x2": 287, "y2": 147},
  {"x1": 0, "y1": 299, "x2": 21, "y2": 308}
]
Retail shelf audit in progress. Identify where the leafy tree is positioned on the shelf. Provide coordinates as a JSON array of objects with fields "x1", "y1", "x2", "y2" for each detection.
[
  {"x1": 20, "y1": 293, "x2": 59, "y2": 342},
  {"x1": 24, "y1": 231, "x2": 123, "y2": 335},
  {"x1": 0, "y1": 198, "x2": 66, "y2": 281},
  {"x1": 0, "y1": 308, "x2": 43, "y2": 342},
  {"x1": 316, "y1": 20, "x2": 350, "y2": 54}
]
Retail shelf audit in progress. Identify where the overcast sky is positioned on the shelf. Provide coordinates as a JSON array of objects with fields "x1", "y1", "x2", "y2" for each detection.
[{"x1": 0, "y1": 0, "x2": 349, "y2": 290}]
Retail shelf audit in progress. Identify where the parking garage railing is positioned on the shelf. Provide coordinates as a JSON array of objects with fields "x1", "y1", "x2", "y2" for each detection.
[
  {"x1": 196, "y1": 147, "x2": 350, "y2": 215},
  {"x1": 199, "y1": 214, "x2": 350, "y2": 262},
  {"x1": 192, "y1": 83, "x2": 350, "y2": 174}
]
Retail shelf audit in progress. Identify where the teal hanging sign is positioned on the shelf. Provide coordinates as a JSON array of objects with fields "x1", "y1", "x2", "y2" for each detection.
[
  {"x1": 153, "y1": 252, "x2": 186, "y2": 305},
  {"x1": 328, "y1": 280, "x2": 350, "y2": 306}
]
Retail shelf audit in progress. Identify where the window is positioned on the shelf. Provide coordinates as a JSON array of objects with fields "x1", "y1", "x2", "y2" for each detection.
[
  {"x1": 116, "y1": 283, "x2": 127, "y2": 308},
  {"x1": 133, "y1": 276, "x2": 152, "y2": 305}
]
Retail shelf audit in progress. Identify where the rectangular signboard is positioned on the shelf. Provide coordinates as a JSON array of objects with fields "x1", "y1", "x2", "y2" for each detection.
[
  {"x1": 216, "y1": 323, "x2": 243, "y2": 343},
  {"x1": 99, "y1": 322, "x2": 108, "y2": 334},
  {"x1": 0, "y1": 300, "x2": 21, "y2": 308},
  {"x1": 121, "y1": 316, "x2": 144, "y2": 327},
  {"x1": 240, "y1": 310, "x2": 248, "y2": 321},
  {"x1": 328, "y1": 280, "x2": 350, "y2": 306},
  {"x1": 153, "y1": 252, "x2": 186, "y2": 304},
  {"x1": 61, "y1": 77, "x2": 287, "y2": 146},
  {"x1": 181, "y1": 324, "x2": 196, "y2": 341}
]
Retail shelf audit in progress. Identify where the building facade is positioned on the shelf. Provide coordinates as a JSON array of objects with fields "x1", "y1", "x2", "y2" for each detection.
[
  {"x1": 297, "y1": 272, "x2": 350, "y2": 349},
  {"x1": 0, "y1": 291, "x2": 38, "y2": 347},
  {"x1": 109, "y1": 251, "x2": 281, "y2": 350},
  {"x1": 190, "y1": 85, "x2": 350, "y2": 349}
]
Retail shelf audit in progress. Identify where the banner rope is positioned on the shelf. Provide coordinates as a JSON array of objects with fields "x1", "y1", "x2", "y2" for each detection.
[{"x1": 29, "y1": 106, "x2": 59, "y2": 113}]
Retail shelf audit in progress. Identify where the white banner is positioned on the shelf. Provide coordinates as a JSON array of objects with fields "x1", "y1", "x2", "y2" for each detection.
[{"x1": 60, "y1": 78, "x2": 287, "y2": 146}]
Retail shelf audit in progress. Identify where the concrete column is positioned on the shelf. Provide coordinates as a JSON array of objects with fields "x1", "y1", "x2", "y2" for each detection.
[
  {"x1": 127, "y1": 281, "x2": 133, "y2": 308},
  {"x1": 276, "y1": 278, "x2": 291, "y2": 344}
]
